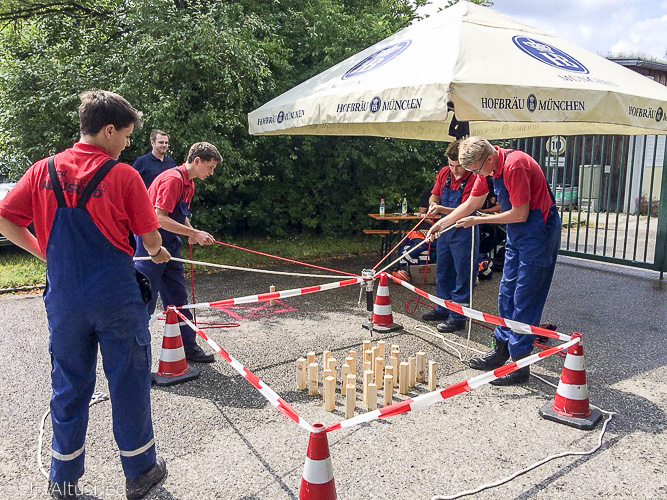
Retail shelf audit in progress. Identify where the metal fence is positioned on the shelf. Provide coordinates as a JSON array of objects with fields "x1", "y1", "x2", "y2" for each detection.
[{"x1": 507, "y1": 135, "x2": 667, "y2": 276}]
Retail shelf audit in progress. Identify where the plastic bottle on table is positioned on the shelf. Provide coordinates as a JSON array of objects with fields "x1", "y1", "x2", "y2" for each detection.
[
  {"x1": 379, "y1": 198, "x2": 385, "y2": 216},
  {"x1": 401, "y1": 195, "x2": 408, "y2": 216}
]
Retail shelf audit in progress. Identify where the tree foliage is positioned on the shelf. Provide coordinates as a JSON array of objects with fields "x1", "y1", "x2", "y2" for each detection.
[{"x1": 0, "y1": 0, "x2": 474, "y2": 236}]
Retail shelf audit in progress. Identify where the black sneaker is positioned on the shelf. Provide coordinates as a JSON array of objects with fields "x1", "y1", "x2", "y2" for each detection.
[
  {"x1": 436, "y1": 317, "x2": 466, "y2": 333},
  {"x1": 489, "y1": 360, "x2": 530, "y2": 386},
  {"x1": 184, "y1": 343, "x2": 215, "y2": 363},
  {"x1": 468, "y1": 340, "x2": 509, "y2": 370},
  {"x1": 126, "y1": 456, "x2": 167, "y2": 499},
  {"x1": 48, "y1": 481, "x2": 80, "y2": 499},
  {"x1": 421, "y1": 309, "x2": 449, "y2": 322}
]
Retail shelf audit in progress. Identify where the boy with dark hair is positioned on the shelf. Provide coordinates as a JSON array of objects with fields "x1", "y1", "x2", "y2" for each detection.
[
  {"x1": 0, "y1": 89, "x2": 169, "y2": 499},
  {"x1": 423, "y1": 140, "x2": 487, "y2": 332},
  {"x1": 135, "y1": 141, "x2": 222, "y2": 363}
]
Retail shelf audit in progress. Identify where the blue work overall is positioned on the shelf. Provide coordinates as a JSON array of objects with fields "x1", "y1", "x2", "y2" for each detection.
[
  {"x1": 44, "y1": 156, "x2": 155, "y2": 483},
  {"x1": 135, "y1": 170, "x2": 197, "y2": 348},
  {"x1": 434, "y1": 172, "x2": 479, "y2": 320},
  {"x1": 493, "y1": 152, "x2": 561, "y2": 357}
]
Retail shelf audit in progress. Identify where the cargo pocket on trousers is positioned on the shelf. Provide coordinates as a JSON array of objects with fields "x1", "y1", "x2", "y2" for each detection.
[{"x1": 134, "y1": 328, "x2": 152, "y2": 371}]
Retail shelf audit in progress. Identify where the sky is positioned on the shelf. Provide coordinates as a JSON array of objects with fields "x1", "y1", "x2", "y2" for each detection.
[{"x1": 417, "y1": 0, "x2": 667, "y2": 61}]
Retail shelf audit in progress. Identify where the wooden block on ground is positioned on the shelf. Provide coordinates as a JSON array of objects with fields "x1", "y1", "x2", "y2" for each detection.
[
  {"x1": 296, "y1": 357, "x2": 307, "y2": 390},
  {"x1": 383, "y1": 374, "x2": 393, "y2": 406},
  {"x1": 367, "y1": 383, "x2": 378, "y2": 411},
  {"x1": 408, "y1": 356, "x2": 416, "y2": 388},
  {"x1": 416, "y1": 352, "x2": 426, "y2": 383},
  {"x1": 428, "y1": 361, "x2": 438, "y2": 391},
  {"x1": 308, "y1": 362, "x2": 319, "y2": 396},
  {"x1": 324, "y1": 376, "x2": 335, "y2": 411},
  {"x1": 345, "y1": 384, "x2": 356, "y2": 419},
  {"x1": 399, "y1": 362, "x2": 409, "y2": 394}
]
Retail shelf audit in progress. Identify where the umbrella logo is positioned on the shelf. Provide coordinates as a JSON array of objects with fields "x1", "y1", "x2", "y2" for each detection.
[
  {"x1": 513, "y1": 36, "x2": 588, "y2": 74},
  {"x1": 277, "y1": 111, "x2": 285, "y2": 123},
  {"x1": 343, "y1": 40, "x2": 412, "y2": 80},
  {"x1": 370, "y1": 96, "x2": 382, "y2": 113},
  {"x1": 527, "y1": 94, "x2": 537, "y2": 113},
  {"x1": 657, "y1": 107, "x2": 664, "y2": 122}
]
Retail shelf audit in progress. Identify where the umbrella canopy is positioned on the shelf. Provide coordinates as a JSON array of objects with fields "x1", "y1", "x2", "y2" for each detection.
[{"x1": 248, "y1": 1, "x2": 667, "y2": 140}]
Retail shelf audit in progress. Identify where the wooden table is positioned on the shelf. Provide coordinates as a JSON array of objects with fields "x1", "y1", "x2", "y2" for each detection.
[{"x1": 366, "y1": 213, "x2": 438, "y2": 258}]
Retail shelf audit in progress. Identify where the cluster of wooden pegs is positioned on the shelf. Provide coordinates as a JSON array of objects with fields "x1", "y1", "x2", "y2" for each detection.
[{"x1": 296, "y1": 340, "x2": 439, "y2": 419}]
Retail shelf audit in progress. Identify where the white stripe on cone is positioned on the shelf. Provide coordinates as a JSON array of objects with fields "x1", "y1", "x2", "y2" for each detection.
[
  {"x1": 302, "y1": 456, "x2": 334, "y2": 484},
  {"x1": 163, "y1": 323, "x2": 181, "y2": 338},
  {"x1": 555, "y1": 382, "x2": 590, "y2": 401},
  {"x1": 373, "y1": 304, "x2": 392, "y2": 315},
  {"x1": 564, "y1": 354, "x2": 586, "y2": 371},
  {"x1": 159, "y1": 347, "x2": 186, "y2": 363}
]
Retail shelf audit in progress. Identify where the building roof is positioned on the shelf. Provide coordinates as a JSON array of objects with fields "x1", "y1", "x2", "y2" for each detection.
[{"x1": 608, "y1": 57, "x2": 667, "y2": 72}]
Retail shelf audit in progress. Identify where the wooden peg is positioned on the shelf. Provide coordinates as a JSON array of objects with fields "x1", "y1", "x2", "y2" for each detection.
[
  {"x1": 327, "y1": 357, "x2": 337, "y2": 376},
  {"x1": 347, "y1": 373, "x2": 356, "y2": 390},
  {"x1": 383, "y1": 374, "x2": 393, "y2": 406},
  {"x1": 377, "y1": 340, "x2": 386, "y2": 360},
  {"x1": 399, "y1": 362, "x2": 409, "y2": 394},
  {"x1": 296, "y1": 357, "x2": 307, "y2": 390},
  {"x1": 269, "y1": 285, "x2": 276, "y2": 306},
  {"x1": 374, "y1": 356, "x2": 384, "y2": 384},
  {"x1": 367, "y1": 383, "x2": 378, "y2": 411},
  {"x1": 391, "y1": 344, "x2": 400, "y2": 352},
  {"x1": 408, "y1": 356, "x2": 416, "y2": 388},
  {"x1": 363, "y1": 370, "x2": 373, "y2": 404},
  {"x1": 323, "y1": 369, "x2": 333, "y2": 401},
  {"x1": 363, "y1": 340, "x2": 371, "y2": 356},
  {"x1": 428, "y1": 361, "x2": 438, "y2": 391},
  {"x1": 364, "y1": 349, "x2": 373, "y2": 364},
  {"x1": 363, "y1": 360, "x2": 371, "y2": 374},
  {"x1": 345, "y1": 384, "x2": 356, "y2": 419},
  {"x1": 322, "y1": 351, "x2": 331, "y2": 370},
  {"x1": 345, "y1": 356, "x2": 355, "y2": 375},
  {"x1": 324, "y1": 376, "x2": 336, "y2": 411},
  {"x1": 308, "y1": 362, "x2": 319, "y2": 396},
  {"x1": 389, "y1": 355, "x2": 399, "y2": 387},
  {"x1": 348, "y1": 350, "x2": 357, "y2": 370},
  {"x1": 307, "y1": 352, "x2": 316, "y2": 365},
  {"x1": 416, "y1": 352, "x2": 426, "y2": 383},
  {"x1": 372, "y1": 345, "x2": 380, "y2": 367},
  {"x1": 341, "y1": 363, "x2": 350, "y2": 387}
]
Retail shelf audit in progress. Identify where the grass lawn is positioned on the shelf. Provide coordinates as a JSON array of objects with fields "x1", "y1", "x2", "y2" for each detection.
[{"x1": 0, "y1": 235, "x2": 378, "y2": 290}]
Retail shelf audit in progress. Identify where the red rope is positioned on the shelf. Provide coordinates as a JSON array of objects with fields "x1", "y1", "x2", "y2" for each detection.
[
  {"x1": 404, "y1": 240, "x2": 435, "y2": 315},
  {"x1": 214, "y1": 240, "x2": 359, "y2": 276},
  {"x1": 372, "y1": 215, "x2": 435, "y2": 271}
]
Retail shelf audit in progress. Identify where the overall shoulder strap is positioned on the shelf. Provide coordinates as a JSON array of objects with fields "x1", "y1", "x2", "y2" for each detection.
[
  {"x1": 174, "y1": 167, "x2": 186, "y2": 205},
  {"x1": 47, "y1": 156, "x2": 67, "y2": 208},
  {"x1": 76, "y1": 159, "x2": 118, "y2": 209}
]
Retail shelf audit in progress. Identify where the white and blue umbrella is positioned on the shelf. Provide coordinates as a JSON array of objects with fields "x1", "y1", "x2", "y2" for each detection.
[{"x1": 248, "y1": 1, "x2": 667, "y2": 140}]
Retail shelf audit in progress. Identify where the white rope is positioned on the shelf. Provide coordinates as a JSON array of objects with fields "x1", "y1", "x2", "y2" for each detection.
[
  {"x1": 134, "y1": 256, "x2": 352, "y2": 279},
  {"x1": 37, "y1": 392, "x2": 109, "y2": 479},
  {"x1": 431, "y1": 408, "x2": 616, "y2": 500},
  {"x1": 415, "y1": 325, "x2": 485, "y2": 361}
]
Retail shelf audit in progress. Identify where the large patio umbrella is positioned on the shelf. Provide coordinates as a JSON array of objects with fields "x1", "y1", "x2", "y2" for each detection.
[{"x1": 248, "y1": 1, "x2": 667, "y2": 140}]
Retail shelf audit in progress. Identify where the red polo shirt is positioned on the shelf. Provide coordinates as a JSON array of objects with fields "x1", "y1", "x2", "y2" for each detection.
[
  {"x1": 149, "y1": 165, "x2": 194, "y2": 212},
  {"x1": 470, "y1": 146, "x2": 553, "y2": 222},
  {"x1": 432, "y1": 166, "x2": 485, "y2": 204},
  {"x1": 0, "y1": 142, "x2": 159, "y2": 256}
]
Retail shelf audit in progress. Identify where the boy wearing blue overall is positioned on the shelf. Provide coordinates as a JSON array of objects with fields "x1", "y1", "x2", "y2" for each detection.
[
  {"x1": 0, "y1": 90, "x2": 170, "y2": 498},
  {"x1": 134, "y1": 142, "x2": 221, "y2": 363},
  {"x1": 423, "y1": 141, "x2": 486, "y2": 333},
  {"x1": 427, "y1": 136, "x2": 560, "y2": 385}
]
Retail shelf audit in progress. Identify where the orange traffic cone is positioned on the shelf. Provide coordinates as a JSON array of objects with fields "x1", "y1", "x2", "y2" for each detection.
[
  {"x1": 539, "y1": 333, "x2": 601, "y2": 430},
  {"x1": 152, "y1": 307, "x2": 200, "y2": 386},
  {"x1": 363, "y1": 273, "x2": 403, "y2": 333},
  {"x1": 299, "y1": 423, "x2": 336, "y2": 500}
]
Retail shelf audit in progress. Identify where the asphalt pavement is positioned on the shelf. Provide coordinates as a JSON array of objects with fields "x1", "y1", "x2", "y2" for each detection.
[{"x1": 0, "y1": 254, "x2": 665, "y2": 499}]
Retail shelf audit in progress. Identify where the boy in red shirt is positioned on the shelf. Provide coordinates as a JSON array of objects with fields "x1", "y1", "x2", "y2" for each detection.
[
  {"x1": 135, "y1": 142, "x2": 221, "y2": 363},
  {"x1": 423, "y1": 140, "x2": 488, "y2": 332},
  {"x1": 0, "y1": 90, "x2": 170, "y2": 499},
  {"x1": 427, "y1": 136, "x2": 560, "y2": 385}
]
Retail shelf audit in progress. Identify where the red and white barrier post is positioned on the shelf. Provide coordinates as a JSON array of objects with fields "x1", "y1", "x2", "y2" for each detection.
[
  {"x1": 299, "y1": 423, "x2": 336, "y2": 500},
  {"x1": 539, "y1": 333, "x2": 602, "y2": 430}
]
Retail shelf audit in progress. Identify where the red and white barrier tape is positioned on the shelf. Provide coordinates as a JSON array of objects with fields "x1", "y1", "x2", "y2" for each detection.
[
  {"x1": 325, "y1": 336, "x2": 581, "y2": 432},
  {"x1": 179, "y1": 276, "x2": 363, "y2": 311},
  {"x1": 387, "y1": 273, "x2": 571, "y2": 342},
  {"x1": 171, "y1": 308, "x2": 318, "y2": 434}
]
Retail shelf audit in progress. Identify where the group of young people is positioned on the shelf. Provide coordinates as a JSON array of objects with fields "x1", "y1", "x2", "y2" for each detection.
[
  {"x1": 0, "y1": 90, "x2": 219, "y2": 499},
  {"x1": 0, "y1": 88, "x2": 561, "y2": 499},
  {"x1": 422, "y1": 137, "x2": 561, "y2": 386}
]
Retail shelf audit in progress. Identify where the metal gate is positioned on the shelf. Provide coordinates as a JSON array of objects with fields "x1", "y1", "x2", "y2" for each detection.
[{"x1": 506, "y1": 135, "x2": 667, "y2": 276}]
